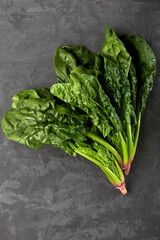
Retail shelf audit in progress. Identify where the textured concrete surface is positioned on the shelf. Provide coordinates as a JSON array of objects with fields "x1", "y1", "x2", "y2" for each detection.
[{"x1": 0, "y1": 0, "x2": 160, "y2": 239}]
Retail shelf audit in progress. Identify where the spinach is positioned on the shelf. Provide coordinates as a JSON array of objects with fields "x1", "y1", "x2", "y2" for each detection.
[
  {"x1": 1, "y1": 27, "x2": 156, "y2": 194},
  {"x1": 100, "y1": 29, "x2": 136, "y2": 170},
  {"x1": 1, "y1": 87, "x2": 126, "y2": 194},
  {"x1": 50, "y1": 65, "x2": 124, "y2": 163},
  {"x1": 123, "y1": 34, "x2": 156, "y2": 174},
  {"x1": 99, "y1": 29, "x2": 156, "y2": 174}
]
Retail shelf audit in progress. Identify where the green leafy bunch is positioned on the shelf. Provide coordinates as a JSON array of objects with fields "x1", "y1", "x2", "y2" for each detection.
[{"x1": 1, "y1": 28, "x2": 156, "y2": 194}]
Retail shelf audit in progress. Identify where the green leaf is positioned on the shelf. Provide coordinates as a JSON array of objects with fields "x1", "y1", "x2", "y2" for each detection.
[
  {"x1": 124, "y1": 34, "x2": 156, "y2": 112},
  {"x1": 100, "y1": 28, "x2": 136, "y2": 128},
  {"x1": 128, "y1": 62, "x2": 138, "y2": 113},
  {"x1": 36, "y1": 87, "x2": 54, "y2": 99},
  {"x1": 2, "y1": 108, "x2": 87, "y2": 155},
  {"x1": 54, "y1": 47, "x2": 78, "y2": 83},
  {"x1": 50, "y1": 65, "x2": 122, "y2": 138},
  {"x1": 54, "y1": 46, "x2": 103, "y2": 84},
  {"x1": 63, "y1": 46, "x2": 103, "y2": 72},
  {"x1": 100, "y1": 28, "x2": 137, "y2": 164},
  {"x1": 2, "y1": 89, "x2": 88, "y2": 155},
  {"x1": 101, "y1": 27, "x2": 131, "y2": 77},
  {"x1": 12, "y1": 88, "x2": 88, "y2": 124}
]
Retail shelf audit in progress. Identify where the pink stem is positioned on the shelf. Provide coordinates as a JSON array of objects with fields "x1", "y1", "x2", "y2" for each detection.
[
  {"x1": 124, "y1": 163, "x2": 131, "y2": 175},
  {"x1": 116, "y1": 182, "x2": 127, "y2": 195}
]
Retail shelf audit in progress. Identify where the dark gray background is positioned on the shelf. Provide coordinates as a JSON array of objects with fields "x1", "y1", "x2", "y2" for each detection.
[{"x1": 0, "y1": 0, "x2": 160, "y2": 239}]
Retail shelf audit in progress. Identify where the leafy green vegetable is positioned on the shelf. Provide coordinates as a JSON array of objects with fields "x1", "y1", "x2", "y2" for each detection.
[
  {"x1": 100, "y1": 29, "x2": 135, "y2": 168},
  {"x1": 1, "y1": 27, "x2": 156, "y2": 194},
  {"x1": 51, "y1": 65, "x2": 126, "y2": 165},
  {"x1": 123, "y1": 34, "x2": 156, "y2": 174},
  {"x1": 1, "y1": 87, "x2": 126, "y2": 194},
  {"x1": 99, "y1": 29, "x2": 156, "y2": 174}
]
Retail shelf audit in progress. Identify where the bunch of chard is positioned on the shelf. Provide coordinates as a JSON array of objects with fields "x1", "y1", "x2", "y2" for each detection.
[{"x1": 1, "y1": 28, "x2": 156, "y2": 194}]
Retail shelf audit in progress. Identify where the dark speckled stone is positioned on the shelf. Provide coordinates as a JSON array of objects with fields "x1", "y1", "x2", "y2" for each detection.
[{"x1": 0, "y1": 0, "x2": 160, "y2": 239}]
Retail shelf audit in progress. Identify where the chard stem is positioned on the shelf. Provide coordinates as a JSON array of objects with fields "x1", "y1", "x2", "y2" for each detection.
[
  {"x1": 86, "y1": 132, "x2": 123, "y2": 165},
  {"x1": 134, "y1": 113, "x2": 141, "y2": 152},
  {"x1": 114, "y1": 157, "x2": 124, "y2": 182},
  {"x1": 127, "y1": 123, "x2": 133, "y2": 161},
  {"x1": 75, "y1": 149, "x2": 103, "y2": 168},
  {"x1": 124, "y1": 113, "x2": 141, "y2": 175},
  {"x1": 119, "y1": 132, "x2": 128, "y2": 166}
]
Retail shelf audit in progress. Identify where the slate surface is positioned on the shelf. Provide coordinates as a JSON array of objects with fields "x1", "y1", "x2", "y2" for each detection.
[{"x1": 0, "y1": 0, "x2": 160, "y2": 239}]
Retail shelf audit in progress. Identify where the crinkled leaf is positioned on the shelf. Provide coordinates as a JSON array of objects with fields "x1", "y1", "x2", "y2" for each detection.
[
  {"x1": 54, "y1": 47, "x2": 78, "y2": 83},
  {"x1": 101, "y1": 27, "x2": 131, "y2": 77},
  {"x1": 54, "y1": 46, "x2": 103, "y2": 84},
  {"x1": 101, "y1": 58, "x2": 136, "y2": 129},
  {"x1": 63, "y1": 46, "x2": 103, "y2": 72},
  {"x1": 12, "y1": 88, "x2": 88, "y2": 124},
  {"x1": 36, "y1": 87, "x2": 54, "y2": 99},
  {"x1": 124, "y1": 34, "x2": 156, "y2": 112},
  {"x1": 128, "y1": 62, "x2": 138, "y2": 113},
  {"x1": 1, "y1": 108, "x2": 87, "y2": 155},
  {"x1": 50, "y1": 66, "x2": 122, "y2": 137},
  {"x1": 2, "y1": 89, "x2": 88, "y2": 155}
]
